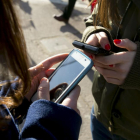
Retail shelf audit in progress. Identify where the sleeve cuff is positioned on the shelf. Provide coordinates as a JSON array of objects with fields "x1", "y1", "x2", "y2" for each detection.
[
  {"x1": 21, "y1": 100, "x2": 82, "y2": 140},
  {"x1": 81, "y1": 26, "x2": 114, "y2": 49}
]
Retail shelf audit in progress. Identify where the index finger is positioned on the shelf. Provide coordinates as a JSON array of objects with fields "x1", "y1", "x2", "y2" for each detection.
[
  {"x1": 96, "y1": 32, "x2": 111, "y2": 50},
  {"x1": 29, "y1": 53, "x2": 68, "y2": 77}
]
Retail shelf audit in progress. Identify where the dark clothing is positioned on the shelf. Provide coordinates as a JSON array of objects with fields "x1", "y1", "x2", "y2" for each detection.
[
  {"x1": 82, "y1": 0, "x2": 140, "y2": 139},
  {"x1": 62, "y1": 0, "x2": 77, "y2": 20},
  {"x1": 90, "y1": 107, "x2": 126, "y2": 140},
  {"x1": 21, "y1": 100, "x2": 82, "y2": 140},
  {"x1": 0, "y1": 81, "x2": 82, "y2": 140}
]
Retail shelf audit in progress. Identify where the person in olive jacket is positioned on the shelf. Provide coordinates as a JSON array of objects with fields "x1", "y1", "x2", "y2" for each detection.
[{"x1": 81, "y1": 0, "x2": 140, "y2": 140}]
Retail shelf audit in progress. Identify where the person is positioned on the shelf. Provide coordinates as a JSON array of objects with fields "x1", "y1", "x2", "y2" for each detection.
[
  {"x1": 81, "y1": 0, "x2": 140, "y2": 140},
  {"x1": 53, "y1": 0, "x2": 97, "y2": 23},
  {"x1": 53, "y1": 0, "x2": 77, "y2": 23},
  {"x1": 0, "y1": 0, "x2": 82, "y2": 139}
]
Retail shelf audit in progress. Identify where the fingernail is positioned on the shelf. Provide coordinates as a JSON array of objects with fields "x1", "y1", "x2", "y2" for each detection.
[
  {"x1": 109, "y1": 64, "x2": 114, "y2": 67},
  {"x1": 114, "y1": 39, "x2": 121, "y2": 44},
  {"x1": 40, "y1": 77, "x2": 47, "y2": 83},
  {"x1": 105, "y1": 44, "x2": 111, "y2": 50},
  {"x1": 89, "y1": 55, "x2": 93, "y2": 59}
]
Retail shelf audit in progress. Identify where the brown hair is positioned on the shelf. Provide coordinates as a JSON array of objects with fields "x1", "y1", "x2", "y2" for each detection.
[
  {"x1": 90, "y1": 0, "x2": 121, "y2": 28},
  {"x1": 0, "y1": 0, "x2": 31, "y2": 108}
]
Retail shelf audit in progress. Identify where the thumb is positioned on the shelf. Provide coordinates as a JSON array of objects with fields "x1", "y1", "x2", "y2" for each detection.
[
  {"x1": 113, "y1": 39, "x2": 137, "y2": 51},
  {"x1": 37, "y1": 77, "x2": 50, "y2": 100},
  {"x1": 61, "y1": 85, "x2": 81, "y2": 115}
]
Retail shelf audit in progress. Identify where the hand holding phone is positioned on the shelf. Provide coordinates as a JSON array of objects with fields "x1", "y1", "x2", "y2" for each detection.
[
  {"x1": 49, "y1": 49, "x2": 93, "y2": 103},
  {"x1": 72, "y1": 40, "x2": 113, "y2": 56},
  {"x1": 32, "y1": 77, "x2": 81, "y2": 114}
]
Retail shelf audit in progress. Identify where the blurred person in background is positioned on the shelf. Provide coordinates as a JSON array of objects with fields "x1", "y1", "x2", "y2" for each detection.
[
  {"x1": 81, "y1": 0, "x2": 140, "y2": 140},
  {"x1": 53, "y1": 0, "x2": 77, "y2": 23},
  {"x1": 53, "y1": 0, "x2": 97, "y2": 23},
  {"x1": 0, "y1": 0, "x2": 81, "y2": 139}
]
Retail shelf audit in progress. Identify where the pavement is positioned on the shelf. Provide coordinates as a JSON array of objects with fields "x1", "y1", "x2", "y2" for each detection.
[{"x1": 15, "y1": 0, "x2": 95, "y2": 139}]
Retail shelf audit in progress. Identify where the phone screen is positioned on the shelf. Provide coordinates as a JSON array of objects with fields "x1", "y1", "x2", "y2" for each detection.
[{"x1": 49, "y1": 51, "x2": 90, "y2": 102}]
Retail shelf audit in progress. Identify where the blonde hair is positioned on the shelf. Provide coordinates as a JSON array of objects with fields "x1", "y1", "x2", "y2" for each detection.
[{"x1": 90, "y1": 0, "x2": 121, "y2": 28}]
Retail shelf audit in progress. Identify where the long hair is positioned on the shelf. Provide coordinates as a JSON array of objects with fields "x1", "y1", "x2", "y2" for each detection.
[
  {"x1": 90, "y1": 0, "x2": 121, "y2": 28},
  {"x1": 0, "y1": 0, "x2": 31, "y2": 109}
]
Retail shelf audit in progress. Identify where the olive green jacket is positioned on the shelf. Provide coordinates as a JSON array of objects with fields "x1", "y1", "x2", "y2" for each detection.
[{"x1": 81, "y1": 0, "x2": 140, "y2": 140}]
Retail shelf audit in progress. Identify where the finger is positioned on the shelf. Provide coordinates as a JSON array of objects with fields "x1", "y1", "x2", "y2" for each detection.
[
  {"x1": 95, "y1": 66, "x2": 123, "y2": 85},
  {"x1": 28, "y1": 68, "x2": 56, "y2": 100},
  {"x1": 32, "y1": 68, "x2": 55, "y2": 87},
  {"x1": 94, "y1": 61, "x2": 115, "y2": 69},
  {"x1": 29, "y1": 53, "x2": 68, "y2": 77},
  {"x1": 37, "y1": 77, "x2": 50, "y2": 100},
  {"x1": 45, "y1": 68, "x2": 55, "y2": 77},
  {"x1": 95, "y1": 66, "x2": 126, "y2": 81},
  {"x1": 114, "y1": 39, "x2": 137, "y2": 51},
  {"x1": 61, "y1": 85, "x2": 81, "y2": 114},
  {"x1": 86, "y1": 34, "x2": 99, "y2": 46},
  {"x1": 95, "y1": 51, "x2": 134, "y2": 65},
  {"x1": 96, "y1": 32, "x2": 111, "y2": 50}
]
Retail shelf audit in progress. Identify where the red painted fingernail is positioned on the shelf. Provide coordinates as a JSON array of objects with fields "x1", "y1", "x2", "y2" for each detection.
[
  {"x1": 89, "y1": 55, "x2": 93, "y2": 59},
  {"x1": 109, "y1": 64, "x2": 114, "y2": 67},
  {"x1": 105, "y1": 44, "x2": 111, "y2": 50},
  {"x1": 114, "y1": 39, "x2": 121, "y2": 44}
]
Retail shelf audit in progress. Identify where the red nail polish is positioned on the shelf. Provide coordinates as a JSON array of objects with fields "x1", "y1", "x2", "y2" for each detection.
[
  {"x1": 89, "y1": 55, "x2": 93, "y2": 59},
  {"x1": 109, "y1": 64, "x2": 114, "y2": 67},
  {"x1": 105, "y1": 44, "x2": 111, "y2": 50},
  {"x1": 114, "y1": 39, "x2": 121, "y2": 44}
]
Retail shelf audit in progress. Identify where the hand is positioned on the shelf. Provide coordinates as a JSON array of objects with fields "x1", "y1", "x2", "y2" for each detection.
[
  {"x1": 25, "y1": 53, "x2": 68, "y2": 101},
  {"x1": 61, "y1": 85, "x2": 81, "y2": 115},
  {"x1": 84, "y1": 32, "x2": 111, "y2": 59},
  {"x1": 86, "y1": 32, "x2": 111, "y2": 49},
  {"x1": 93, "y1": 39, "x2": 137, "y2": 85},
  {"x1": 32, "y1": 77, "x2": 81, "y2": 115}
]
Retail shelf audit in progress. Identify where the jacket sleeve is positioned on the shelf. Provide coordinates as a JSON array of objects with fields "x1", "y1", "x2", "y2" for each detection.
[
  {"x1": 81, "y1": 26, "x2": 114, "y2": 48},
  {"x1": 20, "y1": 99, "x2": 82, "y2": 140},
  {"x1": 82, "y1": 18, "x2": 140, "y2": 90}
]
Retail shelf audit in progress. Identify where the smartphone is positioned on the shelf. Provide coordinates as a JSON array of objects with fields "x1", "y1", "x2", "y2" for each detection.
[
  {"x1": 72, "y1": 40, "x2": 113, "y2": 55},
  {"x1": 49, "y1": 49, "x2": 93, "y2": 103}
]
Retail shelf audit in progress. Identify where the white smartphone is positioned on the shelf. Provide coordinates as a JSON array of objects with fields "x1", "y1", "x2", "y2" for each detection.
[{"x1": 49, "y1": 49, "x2": 93, "y2": 103}]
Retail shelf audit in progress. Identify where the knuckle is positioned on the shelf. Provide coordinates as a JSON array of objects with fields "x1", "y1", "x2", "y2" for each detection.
[
  {"x1": 99, "y1": 36, "x2": 108, "y2": 44},
  {"x1": 123, "y1": 38, "x2": 129, "y2": 42},
  {"x1": 38, "y1": 86, "x2": 48, "y2": 91}
]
